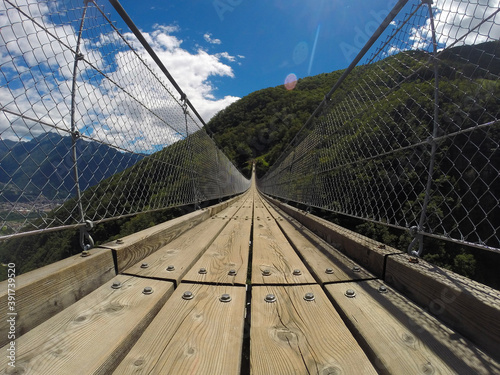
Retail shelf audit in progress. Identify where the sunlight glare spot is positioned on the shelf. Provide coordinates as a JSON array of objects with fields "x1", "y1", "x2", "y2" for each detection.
[{"x1": 284, "y1": 73, "x2": 298, "y2": 90}]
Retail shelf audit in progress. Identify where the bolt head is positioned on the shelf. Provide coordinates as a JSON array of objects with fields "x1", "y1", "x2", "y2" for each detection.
[
  {"x1": 166, "y1": 265, "x2": 175, "y2": 271},
  {"x1": 182, "y1": 291, "x2": 194, "y2": 300},
  {"x1": 352, "y1": 266, "x2": 361, "y2": 273},
  {"x1": 228, "y1": 269, "x2": 237, "y2": 276},
  {"x1": 80, "y1": 250, "x2": 90, "y2": 257},
  {"x1": 325, "y1": 268, "x2": 334, "y2": 274},
  {"x1": 140, "y1": 263, "x2": 149, "y2": 269},
  {"x1": 262, "y1": 269, "x2": 271, "y2": 276},
  {"x1": 345, "y1": 289, "x2": 356, "y2": 298},
  {"x1": 304, "y1": 292, "x2": 315, "y2": 301},
  {"x1": 409, "y1": 257, "x2": 419, "y2": 264},
  {"x1": 199, "y1": 268, "x2": 207, "y2": 274},
  {"x1": 115, "y1": 239, "x2": 123, "y2": 244},
  {"x1": 378, "y1": 285, "x2": 388, "y2": 293},
  {"x1": 220, "y1": 293, "x2": 232, "y2": 302},
  {"x1": 264, "y1": 294, "x2": 276, "y2": 303},
  {"x1": 142, "y1": 287, "x2": 153, "y2": 295},
  {"x1": 111, "y1": 281, "x2": 122, "y2": 289},
  {"x1": 293, "y1": 269, "x2": 302, "y2": 276}
]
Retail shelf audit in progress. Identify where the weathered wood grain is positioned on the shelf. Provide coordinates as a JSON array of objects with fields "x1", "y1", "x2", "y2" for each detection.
[
  {"x1": 0, "y1": 248, "x2": 115, "y2": 347},
  {"x1": 325, "y1": 280, "x2": 500, "y2": 374},
  {"x1": 113, "y1": 283, "x2": 246, "y2": 375},
  {"x1": 104, "y1": 195, "x2": 244, "y2": 273},
  {"x1": 263, "y1": 196, "x2": 401, "y2": 277},
  {"x1": 272, "y1": 208, "x2": 374, "y2": 283},
  {"x1": 252, "y1": 201, "x2": 316, "y2": 285},
  {"x1": 122, "y1": 213, "x2": 231, "y2": 284},
  {"x1": 182, "y1": 206, "x2": 252, "y2": 285},
  {"x1": 0, "y1": 275, "x2": 174, "y2": 375},
  {"x1": 250, "y1": 285, "x2": 377, "y2": 374},
  {"x1": 385, "y1": 254, "x2": 500, "y2": 361}
]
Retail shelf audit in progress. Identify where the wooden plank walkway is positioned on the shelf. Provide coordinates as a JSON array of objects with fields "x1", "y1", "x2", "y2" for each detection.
[{"x1": 1, "y1": 175, "x2": 499, "y2": 374}]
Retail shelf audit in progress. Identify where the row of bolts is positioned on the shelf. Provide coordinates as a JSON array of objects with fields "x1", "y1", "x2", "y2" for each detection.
[
  {"x1": 110, "y1": 264, "x2": 389, "y2": 302},
  {"x1": 138, "y1": 264, "x2": 364, "y2": 275},
  {"x1": 110, "y1": 210, "x2": 392, "y2": 302}
]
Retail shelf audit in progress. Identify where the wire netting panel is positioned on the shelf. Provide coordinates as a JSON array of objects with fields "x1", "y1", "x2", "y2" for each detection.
[
  {"x1": 0, "y1": 0, "x2": 249, "y2": 240},
  {"x1": 259, "y1": 0, "x2": 500, "y2": 253}
]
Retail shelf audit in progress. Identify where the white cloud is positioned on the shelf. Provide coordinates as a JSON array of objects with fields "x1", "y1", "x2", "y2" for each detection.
[
  {"x1": 129, "y1": 26, "x2": 240, "y2": 123},
  {"x1": 204, "y1": 33, "x2": 222, "y2": 45},
  {"x1": 0, "y1": 2, "x2": 240, "y2": 151},
  {"x1": 410, "y1": 0, "x2": 500, "y2": 49},
  {"x1": 217, "y1": 51, "x2": 237, "y2": 62}
]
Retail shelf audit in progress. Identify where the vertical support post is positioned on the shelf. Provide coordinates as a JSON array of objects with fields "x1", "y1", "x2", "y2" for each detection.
[
  {"x1": 182, "y1": 98, "x2": 200, "y2": 210},
  {"x1": 306, "y1": 119, "x2": 324, "y2": 212},
  {"x1": 70, "y1": 0, "x2": 93, "y2": 252},
  {"x1": 286, "y1": 150, "x2": 297, "y2": 201},
  {"x1": 408, "y1": 0, "x2": 440, "y2": 257},
  {"x1": 215, "y1": 145, "x2": 222, "y2": 201}
]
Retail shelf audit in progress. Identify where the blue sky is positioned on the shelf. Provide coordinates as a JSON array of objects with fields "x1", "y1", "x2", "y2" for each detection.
[
  {"x1": 110, "y1": 0, "x2": 401, "y2": 103},
  {"x1": 1, "y1": 0, "x2": 498, "y2": 147}
]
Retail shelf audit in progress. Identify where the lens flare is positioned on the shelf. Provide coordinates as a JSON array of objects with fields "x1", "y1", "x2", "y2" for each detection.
[{"x1": 284, "y1": 73, "x2": 297, "y2": 90}]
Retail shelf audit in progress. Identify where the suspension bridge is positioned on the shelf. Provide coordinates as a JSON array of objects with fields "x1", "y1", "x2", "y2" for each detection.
[{"x1": 0, "y1": 0, "x2": 499, "y2": 373}]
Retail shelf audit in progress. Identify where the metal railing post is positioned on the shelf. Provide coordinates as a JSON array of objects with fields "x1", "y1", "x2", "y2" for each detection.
[
  {"x1": 408, "y1": 0, "x2": 440, "y2": 257},
  {"x1": 70, "y1": 0, "x2": 94, "y2": 252}
]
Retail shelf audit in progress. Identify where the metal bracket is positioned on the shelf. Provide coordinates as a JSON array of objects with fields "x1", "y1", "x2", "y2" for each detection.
[
  {"x1": 407, "y1": 225, "x2": 423, "y2": 257},
  {"x1": 80, "y1": 220, "x2": 94, "y2": 252}
]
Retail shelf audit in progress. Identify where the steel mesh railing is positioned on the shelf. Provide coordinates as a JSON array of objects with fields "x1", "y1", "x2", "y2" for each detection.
[
  {"x1": 259, "y1": 0, "x2": 500, "y2": 255},
  {"x1": 0, "y1": 0, "x2": 249, "y2": 246}
]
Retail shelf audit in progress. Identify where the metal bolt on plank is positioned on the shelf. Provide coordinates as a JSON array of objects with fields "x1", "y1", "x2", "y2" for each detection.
[
  {"x1": 293, "y1": 269, "x2": 302, "y2": 276},
  {"x1": 182, "y1": 291, "x2": 194, "y2": 300},
  {"x1": 304, "y1": 292, "x2": 315, "y2": 301},
  {"x1": 265, "y1": 294, "x2": 277, "y2": 303},
  {"x1": 166, "y1": 265, "x2": 175, "y2": 271},
  {"x1": 199, "y1": 268, "x2": 207, "y2": 274},
  {"x1": 345, "y1": 289, "x2": 356, "y2": 298},
  {"x1": 111, "y1": 281, "x2": 122, "y2": 289},
  {"x1": 141, "y1": 263, "x2": 149, "y2": 269},
  {"x1": 220, "y1": 294, "x2": 232, "y2": 303},
  {"x1": 378, "y1": 285, "x2": 388, "y2": 293},
  {"x1": 262, "y1": 269, "x2": 271, "y2": 276},
  {"x1": 143, "y1": 287, "x2": 153, "y2": 295},
  {"x1": 352, "y1": 266, "x2": 361, "y2": 273},
  {"x1": 228, "y1": 269, "x2": 237, "y2": 276},
  {"x1": 325, "y1": 268, "x2": 334, "y2": 274}
]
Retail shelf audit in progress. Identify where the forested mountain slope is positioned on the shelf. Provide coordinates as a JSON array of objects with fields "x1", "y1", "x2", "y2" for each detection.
[
  {"x1": 207, "y1": 41, "x2": 500, "y2": 179},
  {"x1": 1, "y1": 41, "x2": 499, "y2": 288}
]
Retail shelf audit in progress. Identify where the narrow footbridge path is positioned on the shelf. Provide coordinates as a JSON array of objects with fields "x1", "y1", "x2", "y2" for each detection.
[{"x1": 1, "y1": 173, "x2": 500, "y2": 375}]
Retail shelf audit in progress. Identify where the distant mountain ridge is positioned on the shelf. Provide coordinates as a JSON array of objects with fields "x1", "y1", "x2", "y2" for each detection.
[{"x1": 0, "y1": 133, "x2": 143, "y2": 201}]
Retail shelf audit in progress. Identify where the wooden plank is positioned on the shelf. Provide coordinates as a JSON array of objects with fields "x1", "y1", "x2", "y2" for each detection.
[
  {"x1": 103, "y1": 194, "x2": 244, "y2": 273},
  {"x1": 182, "y1": 207, "x2": 252, "y2": 285},
  {"x1": 250, "y1": 285, "x2": 377, "y2": 374},
  {"x1": 104, "y1": 209, "x2": 212, "y2": 273},
  {"x1": 272, "y1": 208, "x2": 374, "y2": 283},
  {"x1": 0, "y1": 275, "x2": 174, "y2": 375},
  {"x1": 252, "y1": 204, "x2": 316, "y2": 285},
  {"x1": 122, "y1": 213, "x2": 231, "y2": 285},
  {"x1": 209, "y1": 198, "x2": 246, "y2": 221},
  {"x1": 325, "y1": 280, "x2": 500, "y2": 374},
  {"x1": 113, "y1": 283, "x2": 246, "y2": 375},
  {"x1": 385, "y1": 253, "x2": 500, "y2": 360},
  {"x1": 263, "y1": 196, "x2": 401, "y2": 277},
  {"x1": 0, "y1": 248, "x2": 115, "y2": 347}
]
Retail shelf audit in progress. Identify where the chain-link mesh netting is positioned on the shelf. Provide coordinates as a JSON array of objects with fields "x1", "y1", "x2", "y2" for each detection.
[
  {"x1": 0, "y1": 0, "x2": 249, "y2": 242},
  {"x1": 259, "y1": 0, "x2": 500, "y2": 254}
]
